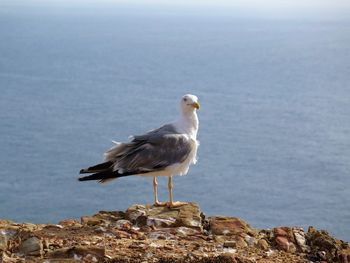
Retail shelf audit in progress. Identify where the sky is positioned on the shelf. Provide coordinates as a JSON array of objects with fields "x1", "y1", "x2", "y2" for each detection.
[
  {"x1": 116, "y1": 0, "x2": 350, "y2": 9},
  {"x1": 1, "y1": 0, "x2": 350, "y2": 18},
  {"x1": 14, "y1": 0, "x2": 350, "y2": 9}
]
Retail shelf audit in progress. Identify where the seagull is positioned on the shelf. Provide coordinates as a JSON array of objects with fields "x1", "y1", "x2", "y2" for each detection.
[{"x1": 79, "y1": 94, "x2": 200, "y2": 208}]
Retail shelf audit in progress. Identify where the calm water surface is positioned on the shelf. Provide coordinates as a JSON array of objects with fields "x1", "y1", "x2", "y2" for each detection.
[{"x1": 0, "y1": 5, "x2": 349, "y2": 240}]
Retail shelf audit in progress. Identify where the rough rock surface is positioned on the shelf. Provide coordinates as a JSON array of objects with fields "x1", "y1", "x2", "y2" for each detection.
[
  {"x1": 0, "y1": 203, "x2": 348, "y2": 262},
  {"x1": 126, "y1": 202, "x2": 202, "y2": 230}
]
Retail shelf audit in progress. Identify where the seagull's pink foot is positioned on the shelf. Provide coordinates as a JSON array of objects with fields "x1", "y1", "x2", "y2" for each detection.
[
  {"x1": 166, "y1": 201, "x2": 188, "y2": 208},
  {"x1": 153, "y1": 201, "x2": 167, "y2": 207}
]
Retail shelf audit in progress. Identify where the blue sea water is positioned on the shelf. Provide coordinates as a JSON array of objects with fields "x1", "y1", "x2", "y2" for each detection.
[{"x1": 0, "y1": 3, "x2": 350, "y2": 240}]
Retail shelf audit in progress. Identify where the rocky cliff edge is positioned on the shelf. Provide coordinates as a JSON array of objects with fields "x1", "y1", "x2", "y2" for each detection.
[{"x1": 0, "y1": 203, "x2": 349, "y2": 263}]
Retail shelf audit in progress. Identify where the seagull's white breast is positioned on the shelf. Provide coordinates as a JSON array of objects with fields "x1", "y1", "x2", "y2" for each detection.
[
  {"x1": 180, "y1": 138, "x2": 199, "y2": 174},
  {"x1": 167, "y1": 111, "x2": 199, "y2": 176}
]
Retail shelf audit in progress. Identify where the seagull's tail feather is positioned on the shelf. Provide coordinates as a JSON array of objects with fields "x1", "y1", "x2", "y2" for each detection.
[
  {"x1": 78, "y1": 169, "x2": 152, "y2": 184},
  {"x1": 79, "y1": 161, "x2": 114, "y2": 174},
  {"x1": 78, "y1": 169, "x2": 129, "y2": 183}
]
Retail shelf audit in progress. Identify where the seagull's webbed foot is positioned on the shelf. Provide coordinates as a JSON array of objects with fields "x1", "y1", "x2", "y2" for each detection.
[
  {"x1": 166, "y1": 201, "x2": 188, "y2": 208},
  {"x1": 153, "y1": 201, "x2": 167, "y2": 207}
]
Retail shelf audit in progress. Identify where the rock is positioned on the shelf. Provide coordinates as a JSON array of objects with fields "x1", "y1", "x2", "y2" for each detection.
[
  {"x1": 0, "y1": 220, "x2": 14, "y2": 227},
  {"x1": 257, "y1": 239, "x2": 269, "y2": 250},
  {"x1": 175, "y1": 226, "x2": 200, "y2": 237},
  {"x1": 0, "y1": 203, "x2": 349, "y2": 262},
  {"x1": 235, "y1": 237, "x2": 248, "y2": 248},
  {"x1": 273, "y1": 227, "x2": 294, "y2": 241},
  {"x1": 223, "y1": 238, "x2": 256, "y2": 250},
  {"x1": 125, "y1": 205, "x2": 148, "y2": 222},
  {"x1": 21, "y1": 223, "x2": 39, "y2": 232},
  {"x1": 338, "y1": 253, "x2": 349, "y2": 263},
  {"x1": 316, "y1": 250, "x2": 327, "y2": 260},
  {"x1": 43, "y1": 238, "x2": 50, "y2": 249},
  {"x1": 81, "y1": 216, "x2": 101, "y2": 226},
  {"x1": 289, "y1": 243, "x2": 297, "y2": 253},
  {"x1": 58, "y1": 219, "x2": 81, "y2": 227},
  {"x1": 97, "y1": 210, "x2": 125, "y2": 221},
  {"x1": 94, "y1": 226, "x2": 107, "y2": 233},
  {"x1": 293, "y1": 228, "x2": 309, "y2": 252},
  {"x1": 306, "y1": 227, "x2": 343, "y2": 261},
  {"x1": 0, "y1": 252, "x2": 21, "y2": 263},
  {"x1": 307, "y1": 226, "x2": 316, "y2": 234},
  {"x1": 307, "y1": 228, "x2": 337, "y2": 251},
  {"x1": 214, "y1": 235, "x2": 226, "y2": 243},
  {"x1": 115, "y1": 219, "x2": 132, "y2": 231},
  {"x1": 223, "y1": 241, "x2": 236, "y2": 248},
  {"x1": 18, "y1": 236, "x2": 43, "y2": 256},
  {"x1": 48, "y1": 246, "x2": 105, "y2": 261},
  {"x1": 244, "y1": 235, "x2": 257, "y2": 246},
  {"x1": 110, "y1": 228, "x2": 132, "y2": 239},
  {"x1": 209, "y1": 216, "x2": 253, "y2": 236},
  {"x1": 274, "y1": 227, "x2": 288, "y2": 237},
  {"x1": 147, "y1": 216, "x2": 177, "y2": 227},
  {"x1": 148, "y1": 229, "x2": 176, "y2": 240},
  {"x1": 126, "y1": 202, "x2": 202, "y2": 230},
  {"x1": 275, "y1": 236, "x2": 290, "y2": 252},
  {"x1": 273, "y1": 227, "x2": 299, "y2": 253},
  {"x1": 81, "y1": 211, "x2": 125, "y2": 227},
  {"x1": 43, "y1": 224, "x2": 64, "y2": 230},
  {"x1": 0, "y1": 230, "x2": 8, "y2": 251},
  {"x1": 175, "y1": 203, "x2": 202, "y2": 230},
  {"x1": 265, "y1": 249, "x2": 274, "y2": 257},
  {"x1": 222, "y1": 249, "x2": 237, "y2": 256}
]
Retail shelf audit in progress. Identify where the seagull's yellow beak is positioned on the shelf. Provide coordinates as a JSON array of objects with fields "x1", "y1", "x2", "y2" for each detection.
[{"x1": 192, "y1": 102, "x2": 200, "y2": 110}]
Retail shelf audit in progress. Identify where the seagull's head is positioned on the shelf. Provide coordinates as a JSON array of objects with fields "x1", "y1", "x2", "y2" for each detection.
[{"x1": 181, "y1": 94, "x2": 200, "y2": 114}]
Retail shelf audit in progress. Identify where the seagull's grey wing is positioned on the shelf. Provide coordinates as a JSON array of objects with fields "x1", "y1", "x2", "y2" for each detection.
[
  {"x1": 111, "y1": 125, "x2": 192, "y2": 174},
  {"x1": 132, "y1": 123, "x2": 179, "y2": 141},
  {"x1": 104, "y1": 124, "x2": 178, "y2": 162}
]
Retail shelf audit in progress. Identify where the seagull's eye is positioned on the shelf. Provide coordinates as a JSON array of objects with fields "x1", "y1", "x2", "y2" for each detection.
[{"x1": 183, "y1": 98, "x2": 187, "y2": 102}]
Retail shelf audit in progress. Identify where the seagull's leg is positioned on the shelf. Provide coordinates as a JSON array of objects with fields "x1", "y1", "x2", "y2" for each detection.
[
  {"x1": 153, "y1": 177, "x2": 159, "y2": 204},
  {"x1": 153, "y1": 177, "x2": 164, "y2": 206},
  {"x1": 166, "y1": 176, "x2": 187, "y2": 208},
  {"x1": 168, "y1": 176, "x2": 173, "y2": 207}
]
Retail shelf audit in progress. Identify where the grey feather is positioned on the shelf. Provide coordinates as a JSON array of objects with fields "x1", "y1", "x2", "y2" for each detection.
[{"x1": 103, "y1": 124, "x2": 193, "y2": 174}]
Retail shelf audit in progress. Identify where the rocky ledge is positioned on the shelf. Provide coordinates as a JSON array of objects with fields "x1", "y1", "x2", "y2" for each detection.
[{"x1": 0, "y1": 203, "x2": 349, "y2": 263}]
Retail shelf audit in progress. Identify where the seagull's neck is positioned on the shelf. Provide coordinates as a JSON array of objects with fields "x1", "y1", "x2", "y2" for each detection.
[{"x1": 176, "y1": 111, "x2": 199, "y2": 139}]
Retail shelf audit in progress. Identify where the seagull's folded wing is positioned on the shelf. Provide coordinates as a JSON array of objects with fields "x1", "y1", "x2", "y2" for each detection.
[{"x1": 104, "y1": 124, "x2": 193, "y2": 175}]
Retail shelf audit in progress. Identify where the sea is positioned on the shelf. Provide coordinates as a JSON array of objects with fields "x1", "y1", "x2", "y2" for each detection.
[{"x1": 0, "y1": 2, "x2": 349, "y2": 241}]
